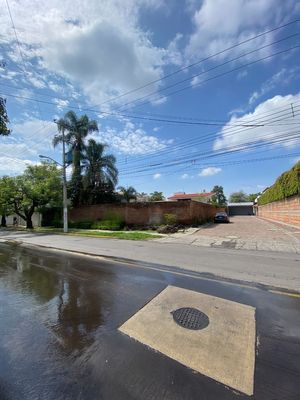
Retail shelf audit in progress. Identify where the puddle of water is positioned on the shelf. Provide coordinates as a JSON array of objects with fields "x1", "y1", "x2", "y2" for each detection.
[{"x1": 0, "y1": 243, "x2": 136, "y2": 399}]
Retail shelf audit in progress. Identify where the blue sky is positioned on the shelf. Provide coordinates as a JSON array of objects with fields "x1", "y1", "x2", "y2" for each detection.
[{"x1": 1, "y1": 0, "x2": 300, "y2": 198}]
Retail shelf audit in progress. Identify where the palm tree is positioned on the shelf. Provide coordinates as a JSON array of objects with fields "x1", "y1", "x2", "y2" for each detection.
[
  {"x1": 118, "y1": 186, "x2": 137, "y2": 203},
  {"x1": 82, "y1": 139, "x2": 118, "y2": 204},
  {"x1": 53, "y1": 111, "x2": 98, "y2": 206}
]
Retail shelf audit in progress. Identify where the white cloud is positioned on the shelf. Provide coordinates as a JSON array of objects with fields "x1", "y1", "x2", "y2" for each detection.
[
  {"x1": 25, "y1": 72, "x2": 46, "y2": 89},
  {"x1": 181, "y1": 173, "x2": 189, "y2": 179},
  {"x1": 185, "y1": 0, "x2": 298, "y2": 62},
  {"x1": 0, "y1": 119, "x2": 57, "y2": 167},
  {"x1": 191, "y1": 75, "x2": 202, "y2": 87},
  {"x1": 0, "y1": 0, "x2": 179, "y2": 108},
  {"x1": 214, "y1": 93, "x2": 300, "y2": 151},
  {"x1": 12, "y1": 119, "x2": 56, "y2": 148},
  {"x1": 237, "y1": 70, "x2": 248, "y2": 80},
  {"x1": 199, "y1": 167, "x2": 222, "y2": 176},
  {"x1": 165, "y1": 33, "x2": 184, "y2": 66},
  {"x1": 54, "y1": 98, "x2": 70, "y2": 110},
  {"x1": 153, "y1": 173, "x2": 161, "y2": 179},
  {"x1": 96, "y1": 121, "x2": 171, "y2": 155},
  {"x1": 0, "y1": 156, "x2": 38, "y2": 175},
  {"x1": 249, "y1": 68, "x2": 299, "y2": 105}
]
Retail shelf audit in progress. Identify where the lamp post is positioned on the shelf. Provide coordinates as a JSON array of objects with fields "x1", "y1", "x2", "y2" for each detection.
[{"x1": 39, "y1": 151, "x2": 68, "y2": 233}]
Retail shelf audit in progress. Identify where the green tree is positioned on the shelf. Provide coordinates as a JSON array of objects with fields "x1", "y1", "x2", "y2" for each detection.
[
  {"x1": 229, "y1": 190, "x2": 249, "y2": 203},
  {"x1": 118, "y1": 186, "x2": 137, "y2": 203},
  {"x1": 248, "y1": 192, "x2": 261, "y2": 202},
  {"x1": 82, "y1": 139, "x2": 118, "y2": 204},
  {"x1": 0, "y1": 97, "x2": 11, "y2": 136},
  {"x1": 149, "y1": 191, "x2": 165, "y2": 201},
  {"x1": 53, "y1": 111, "x2": 98, "y2": 206},
  {"x1": 211, "y1": 185, "x2": 227, "y2": 206},
  {"x1": 0, "y1": 176, "x2": 14, "y2": 227},
  {"x1": 2, "y1": 164, "x2": 61, "y2": 229}
]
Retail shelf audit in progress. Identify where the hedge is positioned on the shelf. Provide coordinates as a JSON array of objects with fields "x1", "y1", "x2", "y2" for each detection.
[{"x1": 258, "y1": 161, "x2": 300, "y2": 205}]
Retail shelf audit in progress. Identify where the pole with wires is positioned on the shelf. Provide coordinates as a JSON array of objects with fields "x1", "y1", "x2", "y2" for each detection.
[{"x1": 61, "y1": 126, "x2": 68, "y2": 233}]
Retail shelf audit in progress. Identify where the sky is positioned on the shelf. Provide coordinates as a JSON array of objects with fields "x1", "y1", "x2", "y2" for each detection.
[{"x1": 1, "y1": 0, "x2": 300, "y2": 198}]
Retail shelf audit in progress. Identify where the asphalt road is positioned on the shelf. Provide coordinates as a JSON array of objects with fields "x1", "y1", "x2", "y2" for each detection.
[
  {"x1": 1, "y1": 230, "x2": 300, "y2": 292},
  {"x1": 0, "y1": 242, "x2": 299, "y2": 400}
]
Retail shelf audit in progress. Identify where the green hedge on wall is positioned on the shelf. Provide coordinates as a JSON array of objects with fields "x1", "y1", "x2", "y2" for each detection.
[{"x1": 258, "y1": 161, "x2": 300, "y2": 205}]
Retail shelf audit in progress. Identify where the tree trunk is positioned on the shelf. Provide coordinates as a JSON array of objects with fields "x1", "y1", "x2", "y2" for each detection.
[
  {"x1": 1, "y1": 215, "x2": 7, "y2": 227},
  {"x1": 26, "y1": 217, "x2": 33, "y2": 229}
]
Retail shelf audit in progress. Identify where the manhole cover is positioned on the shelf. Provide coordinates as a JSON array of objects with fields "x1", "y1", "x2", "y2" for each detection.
[{"x1": 171, "y1": 307, "x2": 209, "y2": 330}]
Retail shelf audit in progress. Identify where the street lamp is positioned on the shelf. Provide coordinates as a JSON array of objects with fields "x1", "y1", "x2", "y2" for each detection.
[{"x1": 39, "y1": 150, "x2": 68, "y2": 233}]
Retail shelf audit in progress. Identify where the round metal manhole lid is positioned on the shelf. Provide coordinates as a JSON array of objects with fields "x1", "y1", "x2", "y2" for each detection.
[{"x1": 171, "y1": 307, "x2": 209, "y2": 330}]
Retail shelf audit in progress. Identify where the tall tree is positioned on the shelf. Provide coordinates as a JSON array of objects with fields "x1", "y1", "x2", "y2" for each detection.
[
  {"x1": 211, "y1": 185, "x2": 227, "y2": 206},
  {"x1": 0, "y1": 176, "x2": 14, "y2": 227},
  {"x1": 229, "y1": 190, "x2": 249, "y2": 203},
  {"x1": 0, "y1": 97, "x2": 11, "y2": 136},
  {"x1": 118, "y1": 186, "x2": 137, "y2": 203},
  {"x1": 53, "y1": 111, "x2": 98, "y2": 206},
  {"x1": 149, "y1": 191, "x2": 165, "y2": 201},
  {"x1": 1, "y1": 164, "x2": 61, "y2": 229},
  {"x1": 82, "y1": 139, "x2": 118, "y2": 204}
]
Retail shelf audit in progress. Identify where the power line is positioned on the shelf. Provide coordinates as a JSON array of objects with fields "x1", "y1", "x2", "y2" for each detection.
[
  {"x1": 118, "y1": 152, "x2": 300, "y2": 179},
  {"x1": 2, "y1": 16, "x2": 300, "y2": 114},
  {"x1": 91, "y1": 17, "x2": 300, "y2": 109},
  {"x1": 1, "y1": 41, "x2": 299, "y2": 130},
  {"x1": 4, "y1": 0, "x2": 45, "y2": 123},
  {"x1": 118, "y1": 44, "x2": 300, "y2": 112},
  {"x1": 119, "y1": 130, "x2": 300, "y2": 175},
  {"x1": 114, "y1": 32, "x2": 300, "y2": 111},
  {"x1": 1, "y1": 90, "x2": 298, "y2": 168},
  {"x1": 116, "y1": 105, "x2": 300, "y2": 168}
]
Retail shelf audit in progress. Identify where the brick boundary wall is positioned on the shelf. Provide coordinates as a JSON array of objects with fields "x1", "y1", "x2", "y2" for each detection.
[
  {"x1": 70, "y1": 201, "x2": 221, "y2": 226},
  {"x1": 257, "y1": 195, "x2": 300, "y2": 228}
]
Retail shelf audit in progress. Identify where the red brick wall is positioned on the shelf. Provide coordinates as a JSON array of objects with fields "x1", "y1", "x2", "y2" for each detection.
[
  {"x1": 257, "y1": 195, "x2": 300, "y2": 227},
  {"x1": 69, "y1": 201, "x2": 220, "y2": 225}
]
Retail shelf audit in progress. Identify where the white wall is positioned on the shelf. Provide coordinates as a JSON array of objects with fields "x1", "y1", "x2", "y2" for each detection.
[{"x1": 5, "y1": 212, "x2": 42, "y2": 227}]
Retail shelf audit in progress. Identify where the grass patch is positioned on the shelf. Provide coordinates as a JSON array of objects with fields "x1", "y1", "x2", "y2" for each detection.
[
  {"x1": 71, "y1": 231, "x2": 162, "y2": 240},
  {"x1": 36, "y1": 227, "x2": 162, "y2": 240}
]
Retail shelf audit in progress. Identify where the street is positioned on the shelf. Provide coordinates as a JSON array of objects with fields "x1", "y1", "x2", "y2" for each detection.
[
  {"x1": 0, "y1": 242, "x2": 299, "y2": 399},
  {"x1": 1, "y1": 224, "x2": 300, "y2": 292}
]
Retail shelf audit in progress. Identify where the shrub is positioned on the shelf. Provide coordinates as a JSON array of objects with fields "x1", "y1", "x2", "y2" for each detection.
[
  {"x1": 91, "y1": 212, "x2": 125, "y2": 231},
  {"x1": 69, "y1": 220, "x2": 93, "y2": 229},
  {"x1": 163, "y1": 213, "x2": 177, "y2": 225},
  {"x1": 157, "y1": 225, "x2": 178, "y2": 234},
  {"x1": 52, "y1": 218, "x2": 63, "y2": 228},
  {"x1": 258, "y1": 161, "x2": 300, "y2": 205}
]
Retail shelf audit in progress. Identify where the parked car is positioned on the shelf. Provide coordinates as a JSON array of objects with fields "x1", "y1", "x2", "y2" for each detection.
[{"x1": 214, "y1": 212, "x2": 230, "y2": 223}]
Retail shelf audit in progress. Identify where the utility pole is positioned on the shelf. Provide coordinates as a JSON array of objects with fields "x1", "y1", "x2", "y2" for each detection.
[
  {"x1": 40, "y1": 120, "x2": 68, "y2": 233},
  {"x1": 61, "y1": 126, "x2": 68, "y2": 233}
]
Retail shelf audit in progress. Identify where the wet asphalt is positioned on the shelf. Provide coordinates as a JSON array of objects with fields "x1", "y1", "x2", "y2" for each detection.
[{"x1": 0, "y1": 242, "x2": 299, "y2": 400}]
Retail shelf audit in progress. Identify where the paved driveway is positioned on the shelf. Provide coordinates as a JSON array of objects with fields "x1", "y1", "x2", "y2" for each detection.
[{"x1": 161, "y1": 216, "x2": 300, "y2": 253}]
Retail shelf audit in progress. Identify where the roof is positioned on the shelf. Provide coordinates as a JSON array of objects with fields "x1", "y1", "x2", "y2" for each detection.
[
  {"x1": 228, "y1": 202, "x2": 254, "y2": 206},
  {"x1": 168, "y1": 192, "x2": 215, "y2": 200}
]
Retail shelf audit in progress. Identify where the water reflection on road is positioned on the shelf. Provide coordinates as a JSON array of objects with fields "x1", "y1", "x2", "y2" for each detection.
[
  {"x1": 2, "y1": 243, "x2": 300, "y2": 400},
  {"x1": 0, "y1": 243, "x2": 161, "y2": 400}
]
